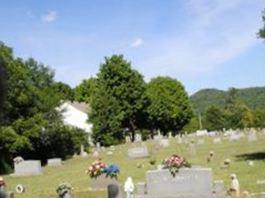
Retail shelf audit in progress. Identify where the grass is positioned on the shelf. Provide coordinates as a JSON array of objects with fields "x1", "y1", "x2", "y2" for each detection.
[{"x1": 2, "y1": 134, "x2": 265, "y2": 198}]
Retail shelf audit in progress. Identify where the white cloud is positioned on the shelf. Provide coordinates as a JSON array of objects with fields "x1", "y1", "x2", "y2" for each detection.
[
  {"x1": 42, "y1": 11, "x2": 57, "y2": 23},
  {"x1": 131, "y1": 38, "x2": 143, "y2": 48},
  {"x1": 139, "y1": 1, "x2": 262, "y2": 79}
]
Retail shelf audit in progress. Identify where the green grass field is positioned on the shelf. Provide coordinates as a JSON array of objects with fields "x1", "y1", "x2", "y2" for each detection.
[{"x1": 2, "y1": 134, "x2": 265, "y2": 198}]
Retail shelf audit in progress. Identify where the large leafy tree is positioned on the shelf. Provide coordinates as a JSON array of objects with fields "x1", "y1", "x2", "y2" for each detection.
[
  {"x1": 0, "y1": 64, "x2": 6, "y2": 120},
  {"x1": 75, "y1": 77, "x2": 97, "y2": 103},
  {"x1": 205, "y1": 106, "x2": 226, "y2": 131},
  {"x1": 146, "y1": 76, "x2": 193, "y2": 136},
  {"x1": 89, "y1": 55, "x2": 146, "y2": 145},
  {"x1": 0, "y1": 42, "x2": 87, "y2": 173}
]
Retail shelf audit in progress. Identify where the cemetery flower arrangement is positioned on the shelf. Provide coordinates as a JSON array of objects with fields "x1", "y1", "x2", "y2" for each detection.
[
  {"x1": 162, "y1": 154, "x2": 191, "y2": 177},
  {"x1": 104, "y1": 164, "x2": 120, "y2": 179},
  {"x1": 0, "y1": 177, "x2": 5, "y2": 188},
  {"x1": 56, "y1": 183, "x2": 72, "y2": 198},
  {"x1": 86, "y1": 159, "x2": 107, "y2": 179}
]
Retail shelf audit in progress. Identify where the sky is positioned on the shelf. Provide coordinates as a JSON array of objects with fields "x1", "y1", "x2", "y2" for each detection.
[{"x1": 0, "y1": 0, "x2": 264, "y2": 94}]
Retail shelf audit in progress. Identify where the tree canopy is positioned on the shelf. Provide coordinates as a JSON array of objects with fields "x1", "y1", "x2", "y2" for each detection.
[
  {"x1": 146, "y1": 76, "x2": 193, "y2": 136},
  {"x1": 0, "y1": 42, "x2": 87, "y2": 174},
  {"x1": 89, "y1": 55, "x2": 146, "y2": 145}
]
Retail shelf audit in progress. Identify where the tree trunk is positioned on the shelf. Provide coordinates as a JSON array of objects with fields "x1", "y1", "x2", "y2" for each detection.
[{"x1": 130, "y1": 120, "x2": 136, "y2": 142}]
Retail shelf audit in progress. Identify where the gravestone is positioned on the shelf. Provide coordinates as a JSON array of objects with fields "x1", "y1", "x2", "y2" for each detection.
[
  {"x1": 92, "y1": 150, "x2": 100, "y2": 158},
  {"x1": 197, "y1": 139, "x2": 204, "y2": 145},
  {"x1": 110, "y1": 146, "x2": 115, "y2": 151},
  {"x1": 125, "y1": 136, "x2": 131, "y2": 143},
  {"x1": 176, "y1": 136, "x2": 182, "y2": 144},
  {"x1": 96, "y1": 142, "x2": 101, "y2": 150},
  {"x1": 135, "y1": 134, "x2": 142, "y2": 142},
  {"x1": 213, "y1": 138, "x2": 221, "y2": 144},
  {"x1": 159, "y1": 139, "x2": 169, "y2": 148},
  {"x1": 248, "y1": 133, "x2": 257, "y2": 142},
  {"x1": 128, "y1": 146, "x2": 149, "y2": 159},
  {"x1": 90, "y1": 175, "x2": 118, "y2": 191},
  {"x1": 47, "y1": 158, "x2": 62, "y2": 166},
  {"x1": 145, "y1": 168, "x2": 213, "y2": 198},
  {"x1": 229, "y1": 134, "x2": 241, "y2": 141},
  {"x1": 213, "y1": 180, "x2": 225, "y2": 198},
  {"x1": 107, "y1": 184, "x2": 119, "y2": 198},
  {"x1": 107, "y1": 151, "x2": 113, "y2": 156},
  {"x1": 14, "y1": 160, "x2": 42, "y2": 176},
  {"x1": 80, "y1": 145, "x2": 88, "y2": 157},
  {"x1": 136, "y1": 182, "x2": 146, "y2": 195},
  {"x1": 188, "y1": 143, "x2": 196, "y2": 156}
]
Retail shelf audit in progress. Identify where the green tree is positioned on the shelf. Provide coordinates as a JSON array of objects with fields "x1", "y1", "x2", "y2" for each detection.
[
  {"x1": 0, "y1": 42, "x2": 88, "y2": 173},
  {"x1": 0, "y1": 64, "x2": 6, "y2": 120},
  {"x1": 253, "y1": 109, "x2": 265, "y2": 128},
  {"x1": 53, "y1": 81, "x2": 74, "y2": 101},
  {"x1": 205, "y1": 106, "x2": 226, "y2": 131},
  {"x1": 75, "y1": 78, "x2": 97, "y2": 103},
  {"x1": 89, "y1": 55, "x2": 146, "y2": 145},
  {"x1": 146, "y1": 76, "x2": 192, "y2": 136}
]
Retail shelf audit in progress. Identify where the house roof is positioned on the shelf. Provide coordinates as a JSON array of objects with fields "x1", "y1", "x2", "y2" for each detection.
[{"x1": 66, "y1": 101, "x2": 89, "y2": 113}]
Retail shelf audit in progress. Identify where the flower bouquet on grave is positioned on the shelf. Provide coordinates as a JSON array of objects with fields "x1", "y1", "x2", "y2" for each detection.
[
  {"x1": 86, "y1": 159, "x2": 107, "y2": 179},
  {"x1": 162, "y1": 154, "x2": 191, "y2": 177},
  {"x1": 103, "y1": 164, "x2": 120, "y2": 179},
  {"x1": 56, "y1": 183, "x2": 73, "y2": 198}
]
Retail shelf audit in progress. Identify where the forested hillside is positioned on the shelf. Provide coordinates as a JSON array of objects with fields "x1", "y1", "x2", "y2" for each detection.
[{"x1": 191, "y1": 87, "x2": 265, "y2": 113}]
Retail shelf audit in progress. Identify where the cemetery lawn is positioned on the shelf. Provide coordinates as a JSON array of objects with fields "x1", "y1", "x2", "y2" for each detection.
[{"x1": 2, "y1": 135, "x2": 265, "y2": 198}]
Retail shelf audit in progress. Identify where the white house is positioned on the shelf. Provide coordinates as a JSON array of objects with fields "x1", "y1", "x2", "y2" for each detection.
[{"x1": 58, "y1": 101, "x2": 93, "y2": 144}]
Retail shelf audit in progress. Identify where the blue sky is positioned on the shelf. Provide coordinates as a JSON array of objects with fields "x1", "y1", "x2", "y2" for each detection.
[{"x1": 0, "y1": 0, "x2": 264, "y2": 94}]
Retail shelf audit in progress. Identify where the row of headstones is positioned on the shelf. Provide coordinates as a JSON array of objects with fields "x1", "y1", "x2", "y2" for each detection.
[{"x1": 13, "y1": 157, "x2": 62, "y2": 176}]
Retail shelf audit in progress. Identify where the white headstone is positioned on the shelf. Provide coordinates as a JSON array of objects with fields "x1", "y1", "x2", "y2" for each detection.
[
  {"x1": 213, "y1": 138, "x2": 221, "y2": 144},
  {"x1": 146, "y1": 168, "x2": 213, "y2": 198},
  {"x1": 197, "y1": 139, "x2": 205, "y2": 145},
  {"x1": 47, "y1": 158, "x2": 62, "y2": 166},
  {"x1": 14, "y1": 160, "x2": 42, "y2": 176},
  {"x1": 135, "y1": 134, "x2": 142, "y2": 142},
  {"x1": 159, "y1": 139, "x2": 169, "y2": 148},
  {"x1": 128, "y1": 146, "x2": 149, "y2": 159},
  {"x1": 248, "y1": 132, "x2": 257, "y2": 142}
]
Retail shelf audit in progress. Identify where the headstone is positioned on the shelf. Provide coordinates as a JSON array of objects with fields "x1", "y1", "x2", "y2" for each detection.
[
  {"x1": 197, "y1": 139, "x2": 204, "y2": 145},
  {"x1": 135, "y1": 134, "x2": 142, "y2": 142},
  {"x1": 128, "y1": 146, "x2": 149, "y2": 159},
  {"x1": 110, "y1": 146, "x2": 115, "y2": 151},
  {"x1": 90, "y1": 174, "x2": 118, "y2": 190},
  {"x1": 47, "y1": 158, "x2": 62, "y2": 166},
  {"x1": 101, "y1": 146, "x2": 106, "y2": 152},
  {"x1": 96, "y1": 142, "x2": 101, "y2": 150},
  {"x1": 0, "y1": 191, "x2": 14, "y2": 198},
  {"x1": 107, "y1": 184, "x2": 119, "y2": 198},
  {"x1": 159, "y1": 139, "x2": 169, "y2": 148},
  {"x1": 80, "y1": 145, "x2": 88, "y2": 157},
  {"x1": 136, "y1": 182, "x2": 146, "y2": 195},
  {"x1": 107, "y1": 151, "x2": 113, "y2": 156},
  {"x1": 168, "y1": 132, "x2": 172, "y2": 138},
  {"x1": 229, "y1": 134, "x2": 240, "y2": 141},
  {"x1": 176, "y1": 136, "x2": 182, "y2": 144},
  {"x1": 188, "y1": 143, "x2": 196, "y2": 156},
  {"x1": 213, "y1": 180, "x2": 225, "y2": 198},
  {"x1": 14, "y1": 160, "x2": 42, "y2": 176},
  {"x1": 145, "y1": 168, "x2": 213, "y2": 198},
  {"x1": 213, "y1": 138, "x2": 221, "y2": 144},
  {"x1": 92, "y1": 151, "x2": 99, "y2": 158},
  {"x1": 125, "y1": 136, "x2": 131, "y2": 143},
  {"x1": 248, "y1": 133, "x2": 257, "y2": 142}
]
